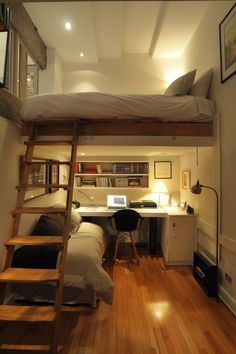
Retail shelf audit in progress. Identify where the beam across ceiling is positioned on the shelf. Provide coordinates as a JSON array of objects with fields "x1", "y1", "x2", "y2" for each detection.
[{"x1": 7, "y1": 2, "x2": 46, "y2": 69}]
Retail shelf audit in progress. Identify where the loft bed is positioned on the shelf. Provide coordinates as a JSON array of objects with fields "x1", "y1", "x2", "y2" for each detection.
[{"x1": 20, "y1": 92, "x2": 215, "y2": 137}]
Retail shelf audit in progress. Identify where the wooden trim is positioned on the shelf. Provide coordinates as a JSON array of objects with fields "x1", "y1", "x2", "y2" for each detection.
[
  {"x1": 220, "y1": 234, "x2": 236, "y2": 255},
  {"x1": 21, "y1": 120, "x2": 213, "y2": 137},
  {"x1": 0, "y1": 88, "x2": 22, "y2": 122},
  {"x1": 8, "y1": 3, "x2": 46, "y2": 69},
  {"x1": 19, "y1": 43, "x2": 27, "y2": 100}
]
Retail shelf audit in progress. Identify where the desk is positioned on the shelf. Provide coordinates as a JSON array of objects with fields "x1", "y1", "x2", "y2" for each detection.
[{"x1": 76, "y1": 206, "x2": 168, "y2": 255}]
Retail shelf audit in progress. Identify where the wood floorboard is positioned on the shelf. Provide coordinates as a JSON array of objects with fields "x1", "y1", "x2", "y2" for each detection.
[{"x1": 0, "y1": 249, "x2": 236, "y2": 353}]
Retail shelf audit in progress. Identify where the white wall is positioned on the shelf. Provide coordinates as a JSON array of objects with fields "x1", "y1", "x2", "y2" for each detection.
[
  {"x1": 183, "y1": 1, "x2": 236, "y2": 313},
  {"x1": 180, "y1": 147, "x2": 217, "y2": 256},
  {"x1": 63, "y1": 53, "x2": 183, "y2": 94},
  {"x1": 38, "y1": 48, "x2": 63, "y2": 94},
  {"x1": 73, "y1": 155, "x2": 180, "y2": 207}
]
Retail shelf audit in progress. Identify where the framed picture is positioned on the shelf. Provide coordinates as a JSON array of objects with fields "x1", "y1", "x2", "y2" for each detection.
[
  {"x1": 219, "y1": 3, "x2": 236, "y2": 83},
  {"x1": 48, "y1": 160, "x2": 60, "y2": 193},
  {"x1": 182, "y1": 169, "x2": 191, "y2": 189},
  {"x1": 154, "y1": 161, "x2": 172, "y2": 179},
  {"x1": 20, "y1": 157, "x2": 48, "y2": 201}
]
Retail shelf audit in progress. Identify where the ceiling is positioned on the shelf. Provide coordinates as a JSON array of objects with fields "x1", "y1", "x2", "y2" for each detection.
[
  {"x1": 35, "y1": 144, "x2": 199, "y2": 159},
  {"x1": 23, "y1": 1, "x2": 209, "y2": 64},
  {"x1": 23, "y1": 1, "x2": 209, "y2": 157}
]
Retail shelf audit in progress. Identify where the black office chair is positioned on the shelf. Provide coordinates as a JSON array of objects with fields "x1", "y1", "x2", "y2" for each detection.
[{"x1": 110, "y1": 209, "x2": 141, "y2": 264}]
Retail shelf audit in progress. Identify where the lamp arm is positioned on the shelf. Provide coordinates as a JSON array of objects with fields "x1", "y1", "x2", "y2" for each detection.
[{"x1": 200, "y1": 184, "x2": 219, "y2": 268}]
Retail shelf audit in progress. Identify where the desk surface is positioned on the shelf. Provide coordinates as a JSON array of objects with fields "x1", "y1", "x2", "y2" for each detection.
[{"x1": 75, "y1": 206, "x2": 188, "y2": 218}]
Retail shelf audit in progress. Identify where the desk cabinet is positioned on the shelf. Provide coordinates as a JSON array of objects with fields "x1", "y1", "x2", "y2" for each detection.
[{"x1": 161, "y1": 215, "x2": 196, "y2": 265}]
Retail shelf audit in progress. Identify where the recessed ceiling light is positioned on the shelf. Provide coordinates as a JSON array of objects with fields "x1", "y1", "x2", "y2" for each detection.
[
  {"x1": 80, "y1": 52, "x2": 84, "y2": 58},
  {"x1": 65, "y1": 22, "x2": 71, "y2": 31}
]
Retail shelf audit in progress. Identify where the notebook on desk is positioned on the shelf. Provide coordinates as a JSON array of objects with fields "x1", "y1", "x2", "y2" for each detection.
[{"x1": 107, "y1": 195, "x2": 127, "y2": 209}]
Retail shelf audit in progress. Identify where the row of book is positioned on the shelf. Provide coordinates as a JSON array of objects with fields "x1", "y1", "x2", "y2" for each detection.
[
  {"x1": 74, "y1": 162, "x2": 149, "y2": 175},
  {"x1": 74, "y1": 176, "x2": 148, "y2": 188}
]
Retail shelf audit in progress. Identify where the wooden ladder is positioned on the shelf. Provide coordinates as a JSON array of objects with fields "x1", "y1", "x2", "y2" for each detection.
[{"x1": 0, "y1": 122, "x2": 78, "y2": 353}]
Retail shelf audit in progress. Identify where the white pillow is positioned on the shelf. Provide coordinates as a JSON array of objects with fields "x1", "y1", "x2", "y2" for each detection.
[
  {"x1": 53, "y1": 202, "x2": 82, "y2": 233},
  {"x1": 164, "y1": 69, "x2": 197, "y2": 96},
  {"x1": 189, "y1": 68, "x2": 213, "y2": 98}
]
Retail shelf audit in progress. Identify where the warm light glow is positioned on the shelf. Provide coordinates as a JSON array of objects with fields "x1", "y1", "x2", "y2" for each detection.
[
  {"x1": 65, "y1": 22, "x2": 72, "y2": 31},
  {"x1": 148, "y1": 302, "x2": 170, "y2": 320},
  {"x1": 80, "y1": 52, "x2": 84, "y2": 58},
  {"x1": 152, "y1": 181, "x2": 169, "y2": 206},
  {"x1": 81, "y1": 152, "x2": 85, "y2": 156},
  {"x1": 165, "y1": 69, "x2": 184, "y2": 86},
  {"x1": 152, "y1": 181, "x2": 168, "y2": 193}
]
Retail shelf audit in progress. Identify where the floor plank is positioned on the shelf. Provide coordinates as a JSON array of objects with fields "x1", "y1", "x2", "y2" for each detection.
[{"x1": 0, "y1": 251, "x2": 236, "y2": 353}]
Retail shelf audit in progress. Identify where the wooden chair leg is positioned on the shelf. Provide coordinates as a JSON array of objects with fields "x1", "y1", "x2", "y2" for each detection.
[
  {"x1": 114, "y1": 232, "x2": 120, "y2": 262},
  {"x1": 129, "y1": 232, "x2": 139, "y2": 264}
]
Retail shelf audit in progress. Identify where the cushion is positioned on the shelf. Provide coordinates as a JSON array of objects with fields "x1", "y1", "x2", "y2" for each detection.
[
  {"x1": 12, "y1": 245, "x2": 59, "y2": 269},
  {"x1": 53, "y1": 202, "x2": 82, "y2": 233},
  {"x1": 164, "y1": 69, "x2": 197, "y2": 96},
  {"x1": 189, "y1": 68, "x2": 213, "y2": 98},
  {"x1": 31, "y1": 214, "x2": 64, "y2": 236}
]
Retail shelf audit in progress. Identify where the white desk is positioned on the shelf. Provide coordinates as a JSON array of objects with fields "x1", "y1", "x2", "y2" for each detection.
[
  {"x1": 75, "y1": 206, "x2": 168, "y2": 218},
  {"x1": 75, "y1": 206, "x2": 168, "y2": 255}
]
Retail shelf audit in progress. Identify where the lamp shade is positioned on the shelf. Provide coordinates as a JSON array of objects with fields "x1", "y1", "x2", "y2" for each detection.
[
  {"x1": 191, "y1": 180, "x2": 202, "y2": 194},
  {"x1": 152, "y1": 181, "x2": 168, "y2": 193}
]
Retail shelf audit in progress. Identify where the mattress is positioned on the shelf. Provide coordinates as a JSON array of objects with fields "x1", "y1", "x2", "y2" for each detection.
[{"x1": 20, "y1": 92, "x2": 215, "y2": 123}]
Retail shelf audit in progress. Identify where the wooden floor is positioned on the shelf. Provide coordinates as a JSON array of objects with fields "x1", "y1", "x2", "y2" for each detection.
[{"x1": 1, "y1": 249, "x2": 236, "y2": 353}]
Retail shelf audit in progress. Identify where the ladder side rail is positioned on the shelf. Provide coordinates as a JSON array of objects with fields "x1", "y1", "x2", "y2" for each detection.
[
  {"x1": 51, "y1": 122, "x2": 78, "y2": 353},
  {"x1": 3, "y1": 125, "x2": 36, "y2": 271}
]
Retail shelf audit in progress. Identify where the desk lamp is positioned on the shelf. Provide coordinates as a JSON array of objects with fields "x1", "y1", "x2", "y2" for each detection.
[{"x1": 152, "y1": 181, "x2": 168, "y2": 206}]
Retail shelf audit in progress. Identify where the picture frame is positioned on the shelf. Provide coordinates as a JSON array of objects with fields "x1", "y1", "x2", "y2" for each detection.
[
  {"x1": 154, "y1": 161, "x2": 172, "y2": 179},
  {"x1": 20, "y1": 156, "x2": 48, "y2": 201},
  {"x1": 219, "y1": 3, "x2": 236, "y2": 83},
  {"x1": 48, "y1": 160, "x2": 60, "y2": 193},
  {"x1": 182, "y1": 169, "x2": 191, "y2": 190}
]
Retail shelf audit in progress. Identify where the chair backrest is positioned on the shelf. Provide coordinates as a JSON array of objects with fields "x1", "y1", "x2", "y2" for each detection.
[{"x1": 112, "y1": 209, "x2": 141, "y2": 232}]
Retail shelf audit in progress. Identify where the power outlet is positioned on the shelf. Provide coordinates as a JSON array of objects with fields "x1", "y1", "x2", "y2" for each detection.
[{"x1": 225, "y1": 273, "x2": 232, "y2": 284}]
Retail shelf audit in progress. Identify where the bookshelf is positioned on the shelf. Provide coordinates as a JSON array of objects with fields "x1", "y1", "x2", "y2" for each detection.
[{"x1": 74, "y1": 161, "x2": 149, "y2": 189}]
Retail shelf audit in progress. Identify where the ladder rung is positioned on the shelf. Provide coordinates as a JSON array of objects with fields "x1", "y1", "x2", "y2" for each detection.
[
  {"x1": 24, "y1": 161, "x2": 71, "y2": 166},
  {"x1": 11, "y1": 207, "x2": 67, "y2": 215},
  {"x1": 0, "y1": 344, "x2": 51, "y2": 351},
  {"x1": 25, "y1": 140, "x2": 73, "y2": 146},
  {"x1": 0, "y1": 305, "x2": 56, "y2": 322},
  {"x1": 16, "y1": 184, "x2": 69, "y2": 190},
  {"x1": 0, "y1": 268, "x2": 60, "y2": 282},
  {"x1": 5, "y1": 235, "x2": 63, "y2": 246}
]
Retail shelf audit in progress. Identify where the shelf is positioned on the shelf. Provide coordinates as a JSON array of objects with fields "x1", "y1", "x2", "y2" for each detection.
[
  {"x1": 74, "y1": 161, "x2": 149, "y2": 189},
  {"x1": 75, "y1": 173, "x2": 149, "y2": 176}
]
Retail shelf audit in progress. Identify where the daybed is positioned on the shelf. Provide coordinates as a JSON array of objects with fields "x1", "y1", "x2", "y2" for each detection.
[
  {"x1": 9, "y1": 211, "x2": 114, "y2": 308},
  {"x1": 20, "y1": 69, "x2": 215, "y2": 137}
]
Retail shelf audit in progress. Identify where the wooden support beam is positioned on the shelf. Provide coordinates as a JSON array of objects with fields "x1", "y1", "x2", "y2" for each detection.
[{"x1": 7, "y1": 3, "x2": 47, "y2": 69}]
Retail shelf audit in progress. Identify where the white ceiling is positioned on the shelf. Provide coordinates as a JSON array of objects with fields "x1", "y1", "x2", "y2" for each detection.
[
  {"x1": 24, "y1": 1, "x2": 209, "y2": 157},
  {"x1": 24, "y1": 1, "x2": 209, "y2": 64},
  {"x1": 35, "y1": 144, "x2": 198, "y2": 159}
]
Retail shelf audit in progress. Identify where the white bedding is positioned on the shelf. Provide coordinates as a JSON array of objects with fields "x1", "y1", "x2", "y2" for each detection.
[
  {"x1": 20, "y1": 92, "x2": 215, "y2": 123},
  {"x1": 12, "y1": 222, "x2": 114, "y2": 306}
]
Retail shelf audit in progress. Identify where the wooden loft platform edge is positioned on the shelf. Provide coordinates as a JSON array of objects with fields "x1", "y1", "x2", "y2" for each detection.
[{"x1": 21, "y1": 120, "x2": 213, "y2": 137}]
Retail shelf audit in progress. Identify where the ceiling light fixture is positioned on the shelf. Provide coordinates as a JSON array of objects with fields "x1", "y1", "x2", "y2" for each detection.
[
  {"x1": 65, "y1": 22, "x2": 71, "y2": 31},
  {"x1": 80, "y1": 52, "x2": 84, "y2": 58}
]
